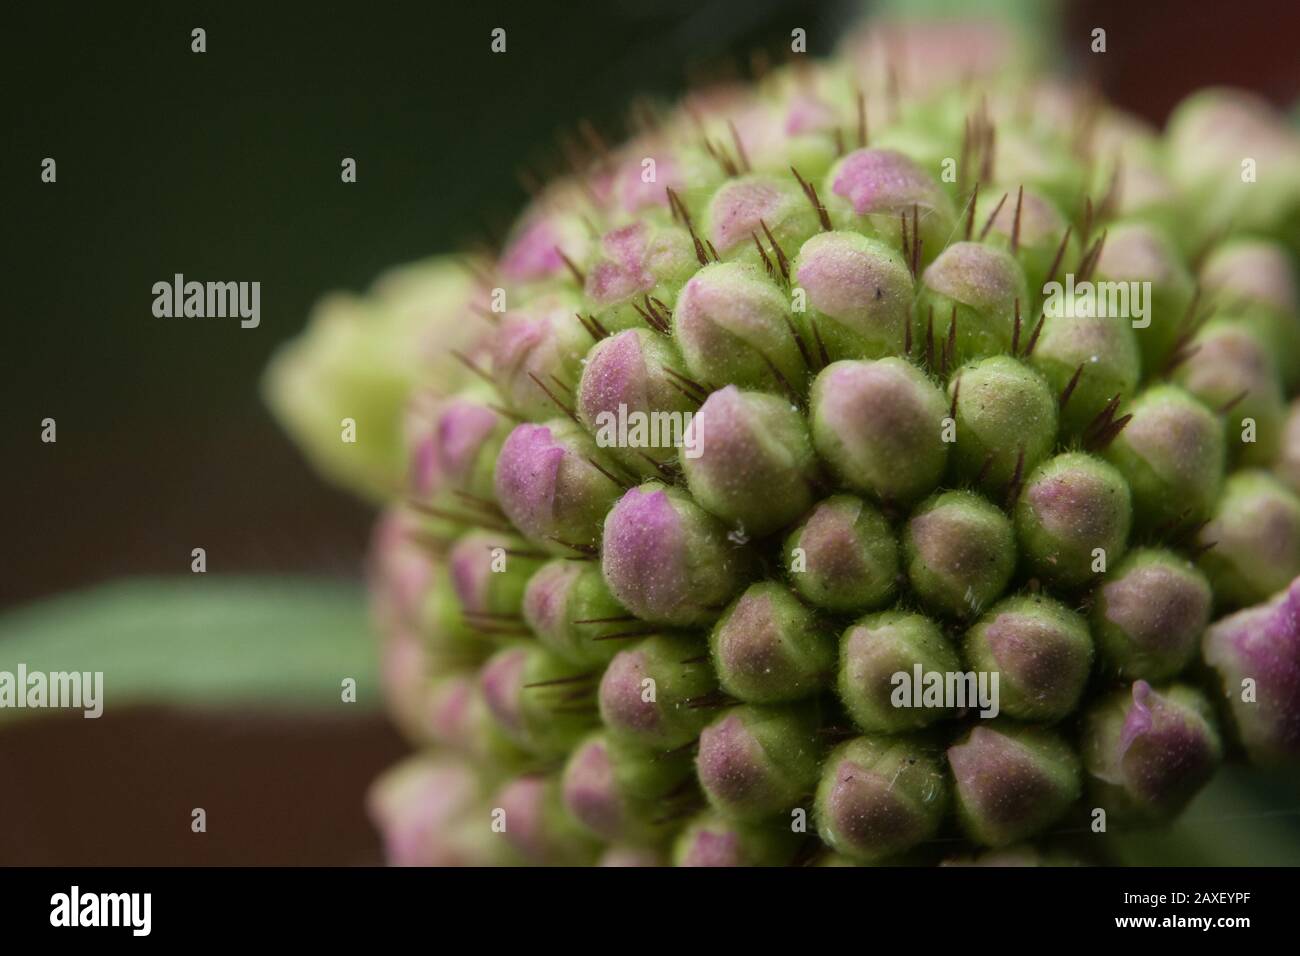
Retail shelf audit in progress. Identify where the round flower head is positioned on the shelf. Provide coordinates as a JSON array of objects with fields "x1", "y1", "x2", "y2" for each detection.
[
  {"x1": 1082, "y1": 681, "x2": 1222, "y2": 821},
  {"x1": 945, "y1": 356, "x2": 1058, "y2": 497},
  {"x1": 696, "y1": 704, "x2": 823, "y2": 820},
  {"x1": 709, "y1": 582, "x2": 835, "y2": 703},
  {"x1": 680, "y1": 386, "x2": 818, "y2": 537},
  {"x1": 815, "y1": 735, "x2": 948, "y2": 864},
  {"x1": 1173, "y1": 320, "x2": 1285, "y2": 468},
  {"x1": 1014, "y1": 452, "x2": 1132, "y2": 591},
  {"x1": 1203, "y1": 577, "x2": 1300, "y2": 764},
  {"x1": 601, "y1": 482, "x2": 754, "y2": 626},
  {"x1": 1092, "y1": 549, "x2": 1212, "y2": 681},
  {"x1": 577, "y1": 328, "x2": 700, "y2": 476},
  {"x1": 494, "y1": 419, "x2": 628, "y2": 555},
  {"x1": 598, "y1": 633, "x2": 718, "y2": 749},
  {"x1": 837, "y1": 610, "x2": 962, "y2": 733},
  {"x1": 963, "y1": 595, "x2": 1094, "y2": 722},
  {"x1": 903, "y1": 490, "x2": 1017, "y2": 619},
  {"x1": 915, "y1": 242, "x2": 1030, "y2": 368},
  {"x1": 782, "y1": 494, "x2": 899, "y2": 612},
  {"x1": 672, "y1": 261, "x2": 808, "y2": 394},
  {"x1": 823, "y1": 148, "x2": 956, "y2": 269},
  {"x1": 1101, "y1": 385, "x2": 1225, "y2": 534},
  {"x1": 947, "y1": 721, "x2": 1081, "y2": 847},
  {"x1": 1194, "y1": 471, "x2": 1300, "y2": 610},
  {"x1": 810, "y1": 358, "x2": 949, "y2": 505},
  {"x1": 790, "y1": 230, "x2": 915, "y2": 362}
]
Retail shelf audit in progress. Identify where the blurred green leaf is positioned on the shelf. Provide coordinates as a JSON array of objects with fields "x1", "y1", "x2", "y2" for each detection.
[{"x1": 0, "y1": 577, "x2": 378, "y2": 721}]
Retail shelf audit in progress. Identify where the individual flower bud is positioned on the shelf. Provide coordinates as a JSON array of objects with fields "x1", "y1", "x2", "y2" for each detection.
[
  {"x1": 681, "y1": 386, "x2": 818, "y2": 536},
  {"x1": 815, "y1": 735, "x2": 948, "y2": 864},
  {"x1": 583, "y1": 220, "x2": 699, "y2": 331},
  {"x1": 609, "y1": 142, "x2": 725, "y2": 219},
  {"x1": 491, "y1": 291, "x2": 590, "y2": 421},
  {"x1": 709, "y1": 582, "x2": 835, "y2": 703},
  {"x1": 1082, "y1": 681, "x2": 1222, "y2": 821},
  {"x1": 368, "y1": 757, "x2": 502, "y2": 866},
  {"x1": 940, "y1": 844, "x2": 1083, "y2": 867},
  {"x1": 991, "y1": 131, "x2": 1089, "y2": 218},
  {"x1": 494, "y1": 420, "x2": 627, "y2": 555},
  {"x1": 1014, "y1": 452, "x2": 1132, "y2": 590},
  {"x1": 1166, "y1": 88, "x2": 1300, "y2": 247},
  {"x1": 946, "y1": 356, "x2": 1057, "y2": 496},
  {"x1": 480, "y1": 643, "x2": 601, "y2": 759},
  {"x1": 1028, "y1": 307, "x2": 1142, "y2": 437},
  {"x1": 702, "y1": 174, "x2": 822, "y2": 265},
  {"x1": 598, "y1": 845, "x2": 667, "y2": 867},
  {"x1": 522, "y1": 560, "x2": 629, "y2": 667},
  {"x1": 577, "y1": 328, "x2": 698, "y2": 476},
  {"x1": 499, "y1": 201, "x2": 595, "y2": 287},
  {"x1": 672, "y1": 261, "x2": 807, "y2": 394},
  {"x1": 1173, "y1": 320, "x2": 1285, "y2": 467},
  {"x1": 810, "y1": 358, "x2": 949, "y2": 506},
  {"x1": 837, "y1": 610, "x2": 962, "y2": 732},
  {"x1": 408, "y1": 393, "x2": 509, "y2": 509},
  {"x1": 947, "y1": 722, "x2": 1081, "y2": 847},
  {"x1": 1203, "y1": 577, "x2": 1300, "y2": 764},
  {"x1": 823, "y1": 148, "x2": 956, "y2": 268},
  {"x1": 790, "y1": 230, "x2": 915, "y2": 362},
  {"x1": 560, "y1": 733, "x2": 693, "y2": 843},
  {"x1": 598, "y1": 632, "x2": 719, "y2": 749},
  {"x1": 1194, "y1": 471, "x2": 1300, "y2": 609},
  {"x1": 671, "y1": 811, "x2": 801, "y2": 867},
  {"x1": 963, "y1": 595, "x2": 1094, "y2": 722},
  {"x1": 1276, "y1": 399, "x2": 1300, "y2": 495},
  {"x1": 782, "y1": 494, "x2": 900, "y2": 612},
  {"x1": 974, "y1": 185, "x2": 1077, "y2": 306},
  {"x1": 1092, "y1": 549, "x2": 1212, "y2": 681},
  {"x1": 1200, "y1": 238, "x2": 1300, "y2": 389},
  {"x1": 1087, "y1": 222, "x2": 1195, "y2": 371},
  {"x1": 601, "y1": 483, "x2": 754, "y2": 626},
  {"x1": 493, "y1": 774, "x2": 600, "y2": 865},
  {"x1": 448, "y1": 530, "x2": 545, "y2": 619},
  {"x1": 915, "y1": 241, "x2": 1029, "y2": 367},
  {"x1": 694, "y1": 705, "x2": 822, "y2": 822},
  {"x1": 903, "y1": 491, "x2": 1017, "y2": 619},
  {"x1": 1101, "y1": 385, "x2": 1225, "y2": 534}
]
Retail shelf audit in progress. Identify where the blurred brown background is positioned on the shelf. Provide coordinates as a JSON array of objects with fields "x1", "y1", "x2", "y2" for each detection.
[{"x1": 2, "y1": 0, "x2": 1297, "y2": 865}]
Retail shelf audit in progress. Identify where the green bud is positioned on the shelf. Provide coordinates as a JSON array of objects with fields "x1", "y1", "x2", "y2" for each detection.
[
  {"x1": 1092, "y1": 549, "x2": 1212, "y2": 681},
  {"x1": 447, "y1": 529, "x2": 546, "y2": 619},
  {"x1": 915, "y1": 241, "x2": 1029, "y2": 366},
  {"x1": 681, "y1": 386, "x2": 818, "y2": 537},
  {"x1": 974, "y1": 185, "x2": 1077, "y2": 306},
  {"x1": 1101, "y1": 385, "x2": 1225, "y2": 534},
  {"x1": 782, "y1": 494, "x2": 900, "y2": 612},
  {"x1": 1028, "y1": 308, "x2": 1141, "y2": 437},
  {"x1": 560, "y1": 732, "x2": 694, "y2": 843},
  {"x1": 672, "y1": 261, "x2": 807, "y2": 394},
  {"x1": 598, "y1": 633, "x2": 718, "y2": 749},
  {"x1": 521, "y1": 560, "x2": 628, "y2": 667},
  {"x1": 703, "y1": 174, "x2": 822, "y2": 265},
  {"x1": 491, "y1": 291, "x2": 590, "y2": 422},
  {"x1": 696, "y1": 704, "x2": 823, "y2": 820},
  {"x1": 480, "y1": 643, "x2": 600, "y2": 759},
  {"x1": 672, "y1": 811, "x2": 801, "y2": 867},
  {"x1": 946, "y1": 356, "x2": 1058, "y2": 496},
  {"x1": 964, "y1": 595, "x2": 1094, "y2": 721},
  {"x1": 710, "y1": 582, "x2": 835, "y2": 703},
  {"x1": 947, "y1": 722, "x2": 1081, "y2": 847},
  {"x1": 815, "y1": 735, "x2": 948, "y2": 863},
  {"x1": 493, "y1": 774, "x2": 601, "y2": 865},
  {"x1": 1195, "y1": 470, "x2": 1300, "y2": 609},
  {"x1": 1014, "y1": 452, "x2": 1132, "y2": 590},
  {"x1": 904, "y1": 490, "x2": 1017, "y2": 619},
  {"x1": 790, "y1": 230, "x2": 915, "y2": 362},
  {"x1": 810, "y1": 358, "x2": 949, "y2": 506},
  {"x1": 1200, "y1": 238, "x2": 1300, "y2": 389},
  {"x1": 838, "y1": 610, "x2": 962, "y2": 732},
  {"x1": 582, "y1": 221, "x2": 699, "y2": 332}
]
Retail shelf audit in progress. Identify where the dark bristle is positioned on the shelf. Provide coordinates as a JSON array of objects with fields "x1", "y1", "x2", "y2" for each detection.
[
  {"x1": 949, "y1": 371, "x2": 962, "y2": 418},
  {"x1": 758, "y1": 218, "x2": 791, "y2": 280},
  {"x1": 528, "y1": 372, "x2": 580, "y2": 423},
  {"x1": 546, "y1": 535, "x2": 599, "y2": 556},
  {"x1": 1217, "y1": 389, "x2": 1251, "y2": 415},
  {"x1": 1004, "y1": 446, "x2": 1027, "y2": 509},
  {"x1": 781, "y1": 312, "x2": 814, "y2": 369},
  {"x1": 661, "y1": 365, "x2": 710, "y2": 400},
  {"x1": 973, "y1": 450, "x2": 995, "y2": 486},
  {"x1": 572, "y1": 615, "x2": 636, "y2": 625},
  {"x1": 1045, "y1": 225, "x2": 1073, "y2": 288},
  {"x1": 791, "y1": 166, "x2": 832, "y2": 232},
  {"x1": 978, "y1": 191, "x2": 1009, "y2": 242},
  {"x1": 586, "y1": 456, "x2": 632, "y2": 490},
  {"x1": 942, "y1": 305, "x2": 958, "y2": 378},
  {"x1": 856, "y1": 90, "x2": 868, "y2": 148},
  {"x1": 523, "y1": 672, "x2": 596, "y2": 689},
  {"x1": 1023, "y1": 311, "x2": 1047, "y2": 357},
  {"x1": 1010, "y1": 185, "x2": 1024, "y2": 254},
  {"x1": 964, "y1": 181, "x2": 980, "y2": 242},
  {"x1": 910, "y1": 203, "x2": 922, "y2": 276},
  {"x1": 810, "y1": 315, "x2": 831, "y2": 369},
  {"x1": 592, "y1": 628, "x2": 660, "y2": 642},
  {"x1": 924, "y1": 305, "x2": 936, "y2": 372},
  {"x1": 556, "y1": 248, "x2": 586, "y2": 287},
  {"x1": 1011, "y1": 298, "x2": 1022, "y2": 355},
  {"x1": 904, "y1": 313, "x2": 913, "y2": 356},
  {"x1": 450, "y1": 349, "x2": 498, "y2": 389},
  {"x1": 751, "y1": 230, "x2": 776, "y2": 278},
  {"x1": 1058, "y1": 363, "x2": 1086, "y2": 411},
  {"x1": 728, "y1": 120, "x2": 752, "y2": 174}
]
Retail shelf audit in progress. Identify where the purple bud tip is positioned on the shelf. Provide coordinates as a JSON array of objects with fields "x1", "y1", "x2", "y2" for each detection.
[
  {"x1": 708, "y1": 177, "x2": 792, "y2": 253},
  {"x1": 434, "y1": 401, "x2": 500, "y2": 487},
  {"x1": 601, "y1": 485, "x2": 688, "y2": 617},
  {"x1": 480, "y1": 647, "x2": 530, "y2": 741},
  {"x1": 1203, "y1": 577, "x2": 1300, "y2": 763},
  {"x1": 561, "y1": 737, "x2": 624, "y2": 840},
  {"x1": 831, "y1": 148, "x2": 941, "y2": 216},
  {"x1": 585, "y1": 222, "x2": 656, "y2": 306}
]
